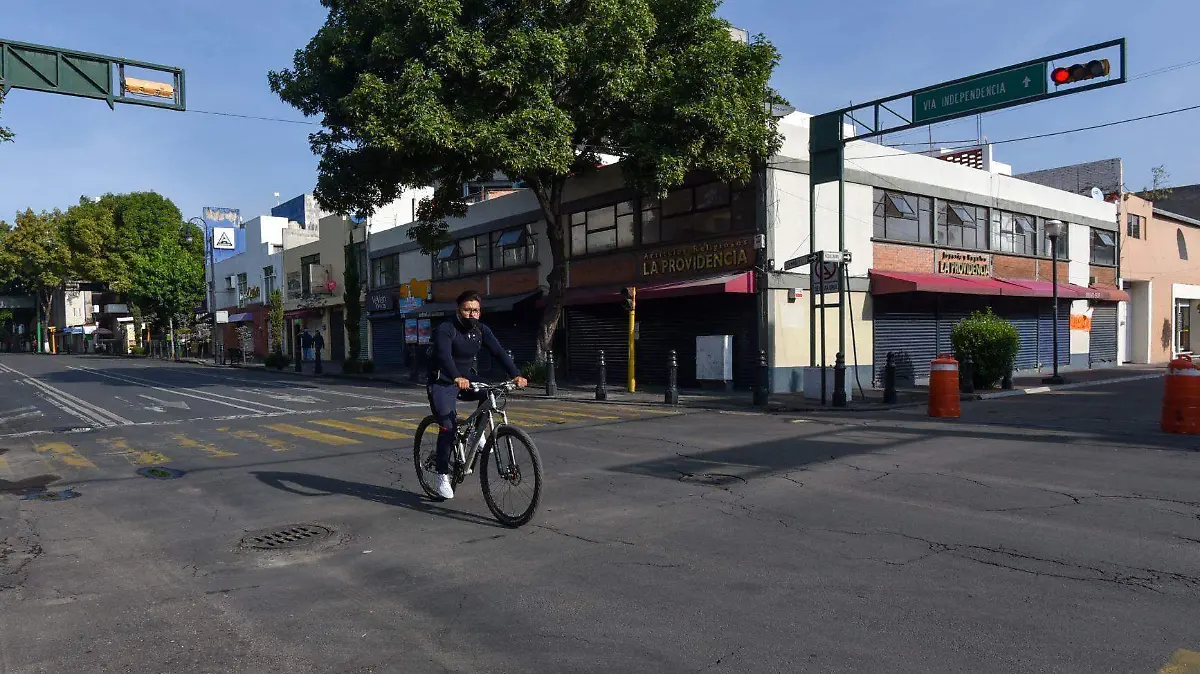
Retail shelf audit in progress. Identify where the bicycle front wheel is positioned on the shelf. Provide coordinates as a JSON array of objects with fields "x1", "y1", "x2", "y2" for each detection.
[{"x1": 480, "y1": 425, "x2": 542, "y2": 527}]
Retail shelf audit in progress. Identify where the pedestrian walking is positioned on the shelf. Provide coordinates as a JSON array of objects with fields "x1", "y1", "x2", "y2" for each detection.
[
  {"x1": 313, "y1": 329, "x2": 325, "y2": 360},
  {"x1": 301, "y1": 329, "x2": 313, "y2": 362}
]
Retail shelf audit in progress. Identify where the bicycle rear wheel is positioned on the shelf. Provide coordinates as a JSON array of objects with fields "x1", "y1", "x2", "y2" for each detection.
[
  {"x1": 413, "y1": 415, "x2": 443, "y2": 499},
  {"x1": 480, "y1": 425, "x2": 542, "y2": 527}
]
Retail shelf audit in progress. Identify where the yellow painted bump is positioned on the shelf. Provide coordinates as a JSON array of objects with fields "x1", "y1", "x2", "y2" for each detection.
[
  {"x1": 35, "y1": 442, "x2": 97, "y2": 470},
  {"x1": 230, "y1": 429, "x2": 290, "y2": 452},
  {"x1": 356, "y1": 416, "x2": 423, "y2": 431},
  {"x1": 100, "y1": 437, "x2": 169, "y2": 466},
  {"x1": 172, "y1": 434, "x2": 237, "y2": 459},
  {"x1": 310, "y1": 419, "x2": 410, "y2": 440},
  {"x1": 1161, "y1": 649, "x2": 1200, "y2": 674},
  {"x1": 266, "y1": 423, "x2": 360, "y2": 446}
]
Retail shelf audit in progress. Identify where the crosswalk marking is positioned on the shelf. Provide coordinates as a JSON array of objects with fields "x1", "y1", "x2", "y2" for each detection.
[
  {"x1": 266, "y1": 423, "x2": 360, "y2": 446},
  {"x1": 529, "y1": 407, "x2": 620, "y2": 420},
  {"x1": 310, "y1": 419, "x2": 410, "y2": 440},
  {"x1": 355, "y1": 416, "x2": 424, "y2": 431},
  {"x1": 504, "y1": 411, "x2": 580, "y2": 425},
  {"x1": 0, "y1": 454, "x2": 11, "y2": 479},
  {"x1": 171, "y1": 434, "x2": 237, "y2": 459},
  {"x1": 1161, "y1": 649, "x2": 1200, "y2": 673},
  {"x1": 99, "y1": 437, "x2": 169, "y2": 466},
  {"x1": 34, "y1": 442, "x2": 97, "y2": 470},
  {"x1": 230, "y1": 429, "x2": 290, "y2": 452}
]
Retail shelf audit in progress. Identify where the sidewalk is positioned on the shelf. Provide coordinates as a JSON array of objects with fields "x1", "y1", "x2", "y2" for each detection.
[{"x1": 176, "y1": 356, "x2": 1166, "y2": 413}]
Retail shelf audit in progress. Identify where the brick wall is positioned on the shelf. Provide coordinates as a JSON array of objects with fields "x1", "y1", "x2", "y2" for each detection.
[
  {"x1": 993, "y1": 254, "x2": 1036, "y2": 279},
  {"x1": 433, "y1": 277, "x2": 482, "y2": 302},
  {"x1": 1090, "y1": 265, "x2": 1117, "y2": 286},
  {"x1": 570, "y1": 251, "x2": 638, "y2": 287},
  {"x1": 489, "y1": 267, "x2": 540, "y2": 296},
  {"x1": 873, "y1": 243, "x2": 935, "y2": 273}
]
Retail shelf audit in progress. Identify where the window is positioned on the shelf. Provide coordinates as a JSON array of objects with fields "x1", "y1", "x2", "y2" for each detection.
[
  {"x1": 432, "y1": 225, "x2": 536, "y2": 279},
  {"x1": 300, "y1": 254, "x2": 320, "y2": 295},
  {"x1": 640, "y1": 181, "x2": 748, "y2": 246},
  {"x1": 263, "y1": 266, "x2": 276, "y2": 297},
  {"x1": 1090, "y1": 227, "x2": 1117, "y2": 266},
  {"x1": 936, "y1": 200, "x2": 988, "y2": 250},
  {"x1": 1126, "y1": 213, "x2": 1143, "y2": 240},
  {"x1": 989, "y1": 210, "x2": 1037, "y2": 256},
  {"x1": 1041, "y1": 221, "x2": 1070, "y2": 259},
  {"x1": 569, "y1": 202, "x2": 636, "y2": 257},
  {"x1": 236, "y1": 273, "x2": 248, "y2": 307},
  {"x1": 873, "y1": 189, "x2": 932, "y2": 243},
  {"x1": 1177, "y1": 301, "x2": 1192, "y2": 353},
  {"x1": 373, "y1": 254, "x2": 397, "y2": 287}
]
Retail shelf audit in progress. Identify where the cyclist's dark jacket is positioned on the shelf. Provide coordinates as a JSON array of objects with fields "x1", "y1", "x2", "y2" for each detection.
[{"x1": 427, "y1": 316, "x2": 520, "y2": 384}]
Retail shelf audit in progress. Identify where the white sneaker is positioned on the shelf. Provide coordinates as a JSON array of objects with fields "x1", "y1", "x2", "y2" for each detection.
[{"x1": 432, "y1": 473, "x2": 455, "y2": 499}]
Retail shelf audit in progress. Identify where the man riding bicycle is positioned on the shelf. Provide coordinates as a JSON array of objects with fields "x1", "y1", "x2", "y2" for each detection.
[{"x1": 426, "y1": 290, "x2": 528, "y2": 499}]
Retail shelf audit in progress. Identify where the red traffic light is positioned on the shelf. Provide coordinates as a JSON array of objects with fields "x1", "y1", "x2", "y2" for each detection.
[{"x1": 1051, "y1": 59, "x2": 1110, "y2": 86}]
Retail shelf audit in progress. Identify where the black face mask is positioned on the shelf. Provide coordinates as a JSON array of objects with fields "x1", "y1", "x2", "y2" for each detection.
[{"x1": 460, "y1": 316, "x2": 480, "y2": 331}]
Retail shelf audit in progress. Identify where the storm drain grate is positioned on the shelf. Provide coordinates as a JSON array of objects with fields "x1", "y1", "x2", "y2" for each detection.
[
  {"x1": 240, "y1": 524, "x2": 333, "y2": 551},
  {"x1": 678, "y1": 473, "x2": 745, "y2": 487},
  {"x1": 136, "y1": 467, "x2": 185, "y2": 480},
  {"x1": 23, "y1": 487, "x2": 80, "y2": 502}
]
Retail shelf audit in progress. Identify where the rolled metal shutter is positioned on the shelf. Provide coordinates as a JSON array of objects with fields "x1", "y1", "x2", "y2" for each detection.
[
  {"x1": 635, "y1": 295, "x2": 756, "y2": 389},
  {"x1": 1038, "y1": 301, "x2": 1071, "y2": 368},
  {"x1": 370, "y1": 318, "x2": 407, "y2": 371},
  {"x1": 1005, "y1": 313, "x2": 1040, "y2": 371},
  {"x1": 1089, "y1": 303, "x2": 1118, "y2": 366},
  {"x1": 480, "y1": 311, "x2": 539, "y2": 377},
  {"x1": 566, "y1": 305, "x2": 628, "y2": 386},
  {"x1": 873, "y1": 308, "x2": 938, "y2": 386}
]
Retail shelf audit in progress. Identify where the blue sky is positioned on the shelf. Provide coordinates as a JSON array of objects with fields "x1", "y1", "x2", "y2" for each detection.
[{"x1": 1, "y1": 0, "x2": 1196, "y2": 223}]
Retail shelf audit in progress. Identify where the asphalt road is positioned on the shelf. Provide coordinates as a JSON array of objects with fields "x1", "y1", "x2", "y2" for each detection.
[{"x1": 0, "y1": 354, "x2": 1197, "y2": 673}]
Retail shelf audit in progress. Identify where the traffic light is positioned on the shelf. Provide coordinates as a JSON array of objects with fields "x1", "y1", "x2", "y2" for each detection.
[
  {"x1": 1051, "y1": 59, "x2": 1110, "y2": 86},
  {"x1": 622, "y1": 286, "x2": 636, "y2": 312}
]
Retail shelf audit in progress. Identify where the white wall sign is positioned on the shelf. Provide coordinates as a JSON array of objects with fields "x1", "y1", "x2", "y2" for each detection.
[
  {"x1": 212, "y1": 227, "x2": 237, "y2": 250},
  {"x1": 215, "y1": 310, "x2": 229, "y2": 324}
]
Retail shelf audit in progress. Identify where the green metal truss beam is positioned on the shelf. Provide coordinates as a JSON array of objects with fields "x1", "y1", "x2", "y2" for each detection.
[{"x1": 0, "y1": 38, "x2": 185, "y2": 111}]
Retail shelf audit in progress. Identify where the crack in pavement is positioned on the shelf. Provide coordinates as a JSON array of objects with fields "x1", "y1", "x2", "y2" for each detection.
[
  {"x1": 0, "y1": 512, "x2": 42, "y2": 592},
  {"x1": 532, "y1": 524, "x2": 636, "y2": 548}
]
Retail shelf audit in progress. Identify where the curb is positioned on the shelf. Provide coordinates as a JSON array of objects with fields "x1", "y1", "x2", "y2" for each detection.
[{"x1": 970, "y1": 372, "x2": 1164, "y2": 400}]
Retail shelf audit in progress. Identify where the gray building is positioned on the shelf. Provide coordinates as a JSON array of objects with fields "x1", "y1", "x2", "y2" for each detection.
[{"x1": 271, "y1": 194, "x2": 330, "y2": 233}]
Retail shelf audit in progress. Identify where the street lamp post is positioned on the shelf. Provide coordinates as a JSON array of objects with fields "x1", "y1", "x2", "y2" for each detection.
[
  {"x1": 1043, "y1": 219, "x2": 1066, "y2": 385},
  {"x1": 188, "y1": 216, "x2": 218, "y2": 365}
]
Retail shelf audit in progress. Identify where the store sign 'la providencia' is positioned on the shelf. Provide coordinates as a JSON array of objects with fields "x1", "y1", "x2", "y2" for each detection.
[{"x1": 640, "y1": 237, "x2": 753, "y2": 277}]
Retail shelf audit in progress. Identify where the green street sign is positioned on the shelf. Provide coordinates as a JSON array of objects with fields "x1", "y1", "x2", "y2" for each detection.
[{"x1": 913, "y1": 63, "x2": 1047, "y2": 124}]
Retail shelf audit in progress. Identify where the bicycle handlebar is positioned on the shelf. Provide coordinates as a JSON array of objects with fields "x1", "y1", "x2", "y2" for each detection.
[{"x1": 468, "y1": 380, "x2": 520, "y2": 393}]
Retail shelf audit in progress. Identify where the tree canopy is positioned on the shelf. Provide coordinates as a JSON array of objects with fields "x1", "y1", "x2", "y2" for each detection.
[
  {"x1": 271, "y1": 0, "x2": 785, "y2": 356},
  {"x1": 0, "y1": 92, "x2": 14, "y2": 145}
]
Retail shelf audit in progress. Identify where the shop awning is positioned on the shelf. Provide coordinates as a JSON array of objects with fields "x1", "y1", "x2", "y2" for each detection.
[
  {"x1": 562, "y1": 272, "x2": 755, "y2": 307},
  {"x1": 227, "y1": 312, "x2": 255, "y2": 323},
  {"x1": 1089, "y1": 283, "x2": 1131, "y2": 302},
  {"x1": 870, "y1": 270, "x2": 1095, "y2": 299}
]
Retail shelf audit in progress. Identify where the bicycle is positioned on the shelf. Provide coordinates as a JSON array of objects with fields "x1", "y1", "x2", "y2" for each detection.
[{"x1": 413, "y1": 380, "x2": 543, "y2": 527}]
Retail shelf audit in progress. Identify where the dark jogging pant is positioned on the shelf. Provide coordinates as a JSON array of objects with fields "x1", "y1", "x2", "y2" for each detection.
[{"x1": 426, "y1": 383, "x2": 484, "y2": 474}]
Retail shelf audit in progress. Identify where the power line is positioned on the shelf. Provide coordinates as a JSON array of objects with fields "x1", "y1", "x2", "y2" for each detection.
[{"x1": 187, "y1": 107, "x2": 319, "y2": 124}]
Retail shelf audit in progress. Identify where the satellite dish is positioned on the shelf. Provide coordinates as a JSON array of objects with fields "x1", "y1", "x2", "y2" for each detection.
[{"x1": 1091, "y1": 187, "x2": 1105, "y2": 201}]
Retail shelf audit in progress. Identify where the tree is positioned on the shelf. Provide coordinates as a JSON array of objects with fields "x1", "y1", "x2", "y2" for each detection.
[
  {"x1": 127, "y1": 239, "x2": 205, "y2": 336},
  {"x1": 0, "y1": 209, "x2": 70, "y2": 349},
  {"x1": 0, "y1": 92, "x2": 14, "y2": 145},
  {"x1": 268, "y1": 288, "x2": 285, "y2": 355},
  {"x1": 343, "y1": 234, "x2": 363, "y2": 364},
  {"x1": 270, "y1": 0, "x2": 784, "y2": 358},
  {"x1": 1143, "y1": 165, "x2": 1173, "y2": 203}
]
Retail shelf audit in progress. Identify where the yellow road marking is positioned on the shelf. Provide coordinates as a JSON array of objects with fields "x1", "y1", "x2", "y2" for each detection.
[
  {"x1": 99, "y1": 437, "x2": 169, "y2": 466},
  {"x1": 171, "y1": 434, "x2": 237, "y2": 459},
  {"x1": 356, "y1": 416, "x2": 424, "y2": 431},
  {"x1": 310, "y1": 419, "x2": 410, "y2": 440},
  {"x1": 1161, "y1": 650, "x2": 1200, "y2": 674},
  {"x1": 0, "y1": 454, "x2": 11, "y2": 478},
  {"x1": 521, "y1": 406, "x2": 619, "y2": 420},
  {"x1": 34, "y1": 442, "x2": 97, "y2": 470},
  {"x1": 487, "y1": 413, "x2": 546, "y2": 428},
  {"x1": 266, "y1": 423, "x2": 360, "y2": 446},
  {"x1": 504, "y1": 410, "x2": 582, "y2": 425},
  {"x1": 230, "y1": 429, "x2": 290, "y2": 452}
]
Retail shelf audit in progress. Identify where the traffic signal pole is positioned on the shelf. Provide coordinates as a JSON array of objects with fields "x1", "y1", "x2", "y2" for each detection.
[{"x1": 627, "y1": 288, "x2": 637, "y2": 393}]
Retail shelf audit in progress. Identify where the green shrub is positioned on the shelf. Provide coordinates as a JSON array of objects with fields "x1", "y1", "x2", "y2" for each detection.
[
  {"x1": 130, "y1": 346, "x2": 146, "y2": 357},
  {"x1": 950, "y1": 308, "x2": 1020, "y2": 389},
  {"x1": 361, "y1": 360, "x2": 375, "y2": 374},
  {"x1": 520, "y1": 360, "x2": 546, "y2": 385},
  {"x1": 263, "y1": 351, "x2": 291, "y2": 370}
]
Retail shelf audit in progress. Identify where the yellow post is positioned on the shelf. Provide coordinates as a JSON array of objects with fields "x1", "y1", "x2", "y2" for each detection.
[{"x1": 627, "y1": 288, "x2": 637, "y2": 392}]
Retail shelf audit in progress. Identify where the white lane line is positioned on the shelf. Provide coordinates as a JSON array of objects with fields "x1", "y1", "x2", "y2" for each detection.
[
  {"x1": 0, "y1": 362, "x2": 131, "y2": 427},
  {"x1": 33, "y1": 390, "x2": 102, "y2": 429},
  {"x1": 166, "y1": 367, "x2": 426, "y2": 407},
  {"x1": 0, "y1": 406, "x2": 42, "y2": 425},
  {"x1": 66, "y1": 366, "x2": 286, "y2": 414}
]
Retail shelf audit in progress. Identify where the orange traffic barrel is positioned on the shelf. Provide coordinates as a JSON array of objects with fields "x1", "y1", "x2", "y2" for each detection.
[
  {"x1": 928, "y1": 354, "x2": 961, "y2": 418},
  {"x1": 1161, "y1": 355, "x2": 1200, "y2": 435}
]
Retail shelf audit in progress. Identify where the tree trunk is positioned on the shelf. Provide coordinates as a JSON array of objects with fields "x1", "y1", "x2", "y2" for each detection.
[{"x1": 531, "y1": 178, "x2": 567, "y2": 363}]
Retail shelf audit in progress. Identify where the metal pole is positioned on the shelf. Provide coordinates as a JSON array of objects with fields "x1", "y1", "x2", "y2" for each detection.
[
  {"x1": 809, "y1": 175, "x2": 817, "y2": 393},
  {"x1": 1051, "y1": 236, "x2": 1061, "y2": 382},
  {"x1": 596, "y1": 349, "x2": 608, "y2": 401},
  {"x1": 169, "y1": 315, "x2": 175, "y2": 361},
  {"x1": 834, "y1": 119, "x2": 848, "y2": 407},
  {"x1": 627, "y1": 289, "x2": 637, "y2": 393},
  {"x1": 210, "y1": 237, "x2": 218, "y2": 365},
  {"x1": 665, "y1": 349, "x2": 679, "y2": 406}
]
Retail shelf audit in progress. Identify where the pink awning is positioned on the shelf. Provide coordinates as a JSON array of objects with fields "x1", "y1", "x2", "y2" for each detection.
[
  {"x1": 563, "y1": 272, "x2": 755, "y2": 306},
  {"x1": 871, "y1": 270, "x2": 1096, "y2": 299}
]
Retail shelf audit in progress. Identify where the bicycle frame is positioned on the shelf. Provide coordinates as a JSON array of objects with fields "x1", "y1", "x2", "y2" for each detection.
[{"x1": 454, "y1": 386, "x2": 517, "y2": 476}]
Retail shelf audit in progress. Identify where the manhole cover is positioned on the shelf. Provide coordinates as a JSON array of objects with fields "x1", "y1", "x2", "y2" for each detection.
[
  {"x1": 136, "y1": 466, "x2": 185, "y2": 480},
  {"x1": 678, "y1": 473, "x2": 745, "y2": 487},
  {"x1": 23, "y1": 487, "x2": 79, "y2": 502},
  {"x1": 239, "y1": 524, "x2": 334, "y2": 551}
]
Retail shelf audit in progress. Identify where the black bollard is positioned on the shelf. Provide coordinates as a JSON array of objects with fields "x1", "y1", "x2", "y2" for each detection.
[
  {"x1": 545, "y1": 351, "x2": 558, "y2": 397},
  {"x1": 833, "y1": 352, "x2": 847, "y2": 407},
  {"x1": 959, "y1": 353, "x2": 974, "y2": 394},
  {"x1": 596, "y1": 350, "x2": 608, "y2": 401},
  {"x1": 294, "y1": 333, "x2": 303, "y2": 373},
  {"x1": 753, "y1": 349, "x2": 769, "y2": 407},
  {"x1": 883, "y1": 352, "x2": 898, "y2": 404},
  {"x1": 665, "y1": 350, "x2": 680, "y2": 405},
  {"x1": 314, "y1": 346, "x2": 323, "y2": 375},
  {"x1": 1002, "y1": 368, "x2": 1013, "y2": 390}
]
